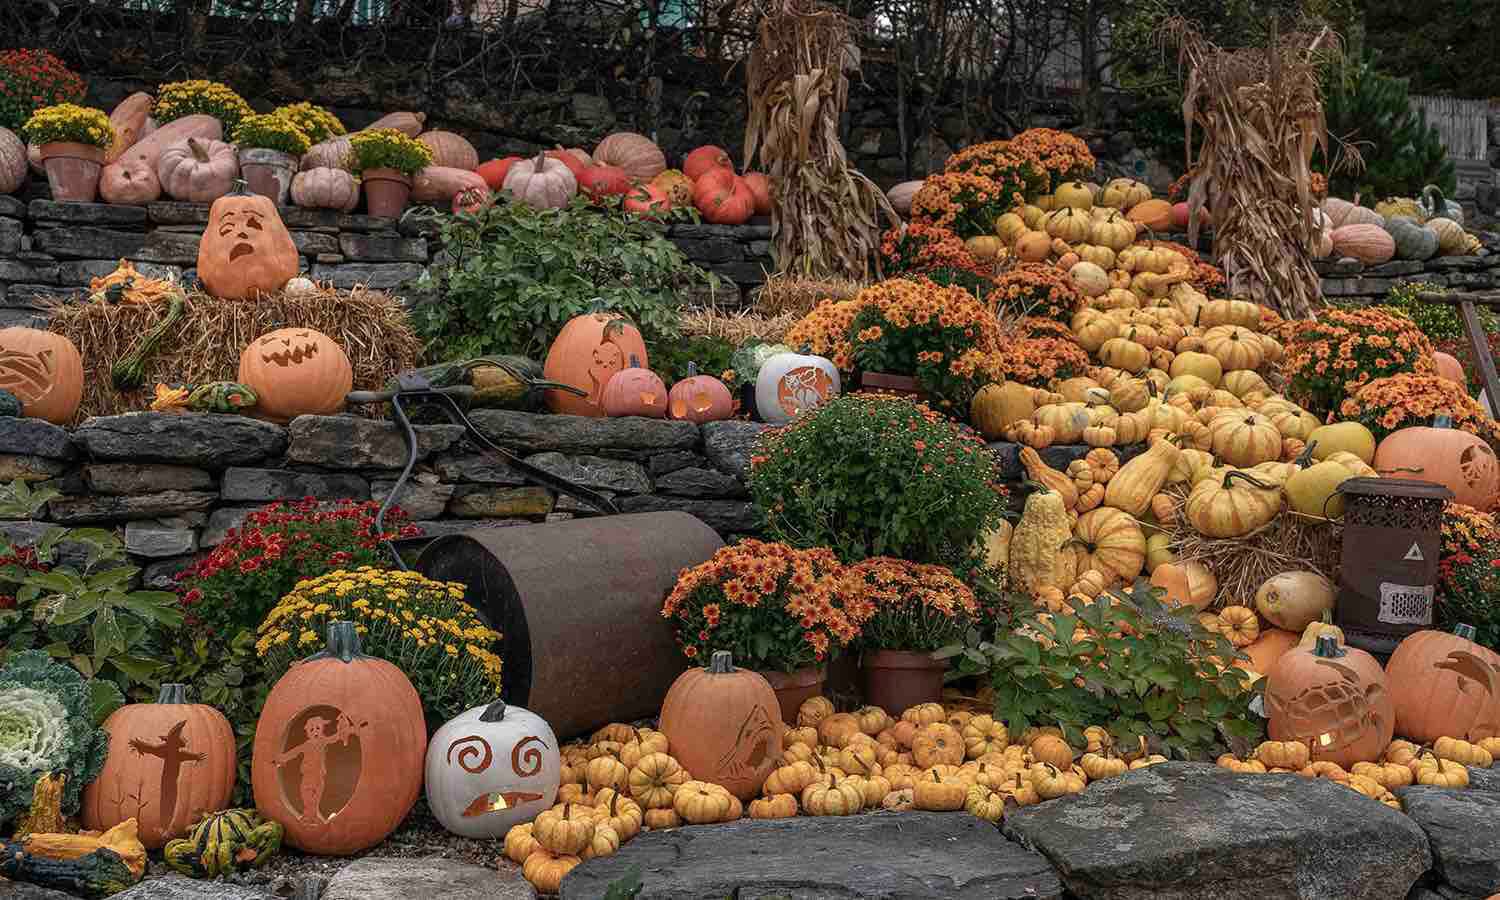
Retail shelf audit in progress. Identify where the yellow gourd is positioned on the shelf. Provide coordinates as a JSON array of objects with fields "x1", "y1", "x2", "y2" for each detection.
[
  {"x1": 1018, "y1": 446, "x2": 1079, "y2": 510},
  {"x1": 1009, "y1": 485, "x2": 1076, "y2": 595},
  {"x1": 1104, "y1": 437, "x2": 1183, "y2": 517}
]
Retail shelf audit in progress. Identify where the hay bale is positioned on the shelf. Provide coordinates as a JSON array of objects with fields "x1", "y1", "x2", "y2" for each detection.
[
  {"x1": 749, "y1": 274, "x2": 867, "y2": 317},
  {"x1": 678, "y1": 306, "x2": 796, "y2": 345},
  {"x1": 47, "y1": 283, "x2": 423, "y2": 423}
]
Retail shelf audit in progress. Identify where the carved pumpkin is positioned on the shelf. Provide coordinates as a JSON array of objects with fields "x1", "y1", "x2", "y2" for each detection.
[
  {"x1": 1373, "y1": 424, "x2": 1499, "y2": 510},
  {"x1": 1385, "y1": 624, "x2": 1500, "y2": 744},
  {"x1": 291, "y1": 167, "x2": 360, "y2": 212},
  {"x1": 424, "y1": 700, "x2": 560, "y2": 839},
  {"x1": 252, "y1": 622, "x2": 425, "y2": 855},
  {"x1": 197, "y1": 180, "x2": 299, "y2": 301},
  {"x1": 668, "y1": 364, "x2": 734, "y2": 423},
  {"x1": 755, "y1": 352, "x2": 840, "y2": 424},
  {"x1": 158, "y1": 138, "x2": 238, "y2": 203},
  {"x1": 683, "y1": 145, "x2": 732, "y2": 182},
  {"x1": 0, "y1": 126, "x2": 25, "y2": 194},
  {"x1": 101, "y1": 114, "x2": 222, "y2": 204},
  {"x1": 693, "y1": 175, "x2": 755, "y2": 225},
  {"x1": 1264, "y1": 635, "x2": 1394, "y2": 769},
  {"x1": 542, "y1": 313, "x2": 650, "y2": 417},
  {"x1": 238, "y1": 327, "x2": 353, "y2": 424},
  {"x1": 658, "y1": 651, "x2": 783, "y2": 801},
  {"x1": 82, "y1": 683, "x2": 236, "y2": 849},
  {"x1": 503, "y1": 151, "x2": 577, "y2": 209},
  {"x1": 577, "y1": 164, "x2": 633, "y2": 203},
  {"x1": 0, "y1": 328, "x2": 83, "y2": 425},
  {"x1": 742, "y1": 172, "x2": 772, "y2": 216},
  {"x1": 477, "y1": 156, "x2": 523, "y2": 191},
  {"x1": 623, "y1": 183, "x2": 670, "y2": 218},
  {"x1": 600, "y1": 357, "x2": 668, "y2": 418},
  {"x1": 592, "y1": 132, "x2": 666, "y2": 182},
  {"x1": 416, "y1": 130, "x2": 478, "y2": 170}
]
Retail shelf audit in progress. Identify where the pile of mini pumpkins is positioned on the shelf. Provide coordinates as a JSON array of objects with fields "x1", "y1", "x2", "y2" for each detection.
[{"x1": 501, "y1": 697, "x2": 1172, "y2": 892}]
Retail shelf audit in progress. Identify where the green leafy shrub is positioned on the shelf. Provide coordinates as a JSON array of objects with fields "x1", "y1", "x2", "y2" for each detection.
[
  {"x1": 0, "y1": 650, "x2": 114, "y2": 827},
  {"x1": 345, "y1": 128, "x2": 432, "y2": 176},
  {"x1": 749, "y1": 394, "x2": 1007, "y2": 565},
  {"x1": 941, "y1": 582, "x2": 1262, "y2": 758},
  {"x1": 414, "y1": 197, "x2": 710, "y2": 360},
  {"x1": 153, "y1": 80, "x2": 253, "y2": 134},
  {"x1": 1316, "y1": 57, "x2": 1455, "y2": 202},
  {"x1": 0, "y1": 49, "x2": 85, "y2": 133},
  {"x1": 648, "y1": 335, "x2": 736, "y2": 388},
  {"x1": 155, "y1": 631, "x2": 265, "y2": 806},
  {"x1": 232, "y1": 113, "x2": 311, "y2": 156},
  {"x1": 1378, "y1": 282, "x2": 1466, "y2": 343}
]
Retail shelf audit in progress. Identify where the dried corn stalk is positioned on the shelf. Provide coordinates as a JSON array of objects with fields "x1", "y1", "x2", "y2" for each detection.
[
  {"x1": 744, "y1": 0, "x2": 896, "y2": 280},
  {"x1": 1165, "y1": 16, "x2": 1343, "y2": 320}
]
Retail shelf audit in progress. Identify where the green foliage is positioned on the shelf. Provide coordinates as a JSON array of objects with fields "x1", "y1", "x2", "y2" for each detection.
[
  {"x1": 345, "y1": 128, "x2": 432, "y2": 176},
  {"x1": 0, "y1": 481, "x2": 184, "y2": 688},
  {"x1": 0, "y1": 650, "x2": 112, "y2": 827},
  {"x1": 1377, "y1": 282, "x2": 1467, "y2": 343},
  {"x1": 940, "y1": 582, "x2": 1262, "y2": 758},
  {"x1": 1316, "y1": 56, "x2": 1455, "y2": 202},
  {"x1": 413, "y1": 197, "x2": 709, "y2": 360},
  {"x1": 154, "y1": 632, "x2": 266, "y2": 805},
  {"x1": 1363, "y1": 1, "x2": 1500, "y2": 98},
  {"x1": 647, "y1": 335, "x2": 736, "y2": 388},
  {"x1": 749, "y1": 394, "x2": 1007, "y2": 565},
  {"x1": 231, "y1": 113, "x2": 312, "y2": 157},
  {"x1": 603, "y1": 867, "x2": 644, "y2": 900}
]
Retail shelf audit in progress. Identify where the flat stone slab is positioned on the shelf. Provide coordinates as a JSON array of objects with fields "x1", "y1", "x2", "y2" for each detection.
[
  {"x1": 323, "y1": 857, "x2": 535, "y2": 900},
  {"x1": 1396, "y1": 787, "x2": 1500, "y2": 896},
  {"x1": 1002, "y1": 762, "x2": 1430, "y2": 900},
  {"x1": 75, "y1": 413, "x2": 286, "y2": 467},
  {"x1": 560, "y1": 812, "x2": 1062, "y2": 899},
  {"x1": 111, "y1": 877, "x2": 272, "y2": 900}
]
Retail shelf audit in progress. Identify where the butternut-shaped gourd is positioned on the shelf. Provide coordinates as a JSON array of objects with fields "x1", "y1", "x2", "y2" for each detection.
[
  {"x1": 1104, "y1": 437, "x2": 1182, "y2": 517},
  {"x1": 1018, "y1": 447, "x2": 1078, "y2": 510},
  {"x1": 1009, "y1": 485, "x2": 1076, "y2": 595}
]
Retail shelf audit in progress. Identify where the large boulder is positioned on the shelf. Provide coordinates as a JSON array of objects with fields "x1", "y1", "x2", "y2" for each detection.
[
  {"x1": 1003, "y1": 762, "x2": 1431, "y2": 900},
  {"x1": 1395, "y1": 786, "x2": 1500, "y2": 897},
  {"x1": 559, "y1": 812, "x2": 1063, "y2": 899},
  {"x1": 322, "y1": 857, "x2": 535, "y2": 900}
]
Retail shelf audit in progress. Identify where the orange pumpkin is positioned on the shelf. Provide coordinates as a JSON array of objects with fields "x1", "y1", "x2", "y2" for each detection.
[
  {"x1": 741, "y1": 172, "x2": 772, "y2": 216},
  {"x1": 577, "y1": 164, "x2": 633, "y2": 203},
  {"x1": 683, "y1": 145, "x2": 733, "y2": 182},
  {"x1": 1433, "y1": 351, "x2": 1466, "y2": 385},
  {"x1": 693, "y1": 175, "x2": 755, "y2": 225},
  {"x1": 600, "y1": 357, "x2": 668, "y2": 418},
  {"x1": 252, "y1": 621, "x2": 426, "y2": 856},
  {"x1": 623, "y1": 183, "x2": 671, "y2": 219},
  {"x1": 477, "y1": 156, "x2": 523, "y2": 191},
  {"x1": 658, "y1": 651, "x2": 783, "y2": 801},
  {"x1": 197, "y1": 180, "x2": 299, "y2": 300},
  {"x1": 1385, "y1": 624, "x2": 1500, "y2": 743},
  {"x1": 1373, "y1": 424, "x2": 1499, "y2": 510},
  {"x1": 0, "y1": 327, "x2": 83, "y2": 424},
  {"x1": 668, "y1": 364, "x2": 734, "y2": 423},
  {"x1": 238, "y1": 327, "x2": 353, "y2": 424},
  {"x1": 1264, "y1": 635, "x2": 1394, "y2": 769},
  {"x1": 1242, "y1": 628, "x2": 1300, "y2": 676},
  {"x1": 1126, "y1": 199, "x2": 1173, "y2": 232},
  {"x1": 592, "y1": 132, "x2": 667, "y2": 182},
  {"x1": 542, "y1": 314, "x2": 650, "y2": 417},
  {"x1": 82, "y1": 683, "x2": 236, "y2": 849}
]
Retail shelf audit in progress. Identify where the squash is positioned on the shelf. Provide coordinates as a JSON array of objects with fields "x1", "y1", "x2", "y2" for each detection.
[
  {"x1": 1069, "y1": 261, "x2": 1110, "y2": 298},
  {"x1": 1045, "y1": 207, "x2": 1093, "y2": 243},
  {"x1": 1127, "y1": 199, "x2": 1173, "y2": 232},
  {"x1": 1322, "y1": 197, "x2": 1384, "y2": 229},
  {"x1": 1034, "y1": 402, "x2": 1090, "y2": 444},
  {"x1": 1099, "y1": 337, "x2": 1149, "y2": 373},
  {"x1": 1330, "y1": 224, "x2": 1396, "y2": 265},
  {"x1": 981, "y1": 521, "x2": 1013, "y2": 571},
  {"x1": 1186, "y1": 469, "x2": 1283, "y2": 538},
  {"x1": 1069, "y1": 508, "x2": 1146, "y2": 581},
  {"x1": 1202, "y1": 325, "x2": 1264, "y2": 372},
  {"x1": 1104, "y1": 437, "x2": 1183, "y2": 517},
  {"x1": 1254, "y1": 571, "x2": 1335, "y2": 632},
  {"x1": 101, "y1": 114, "x2": 223, "y2": 204},
  {"x1": 1019, "y1": 447, "x2": 1079, "y2": 510},
  {"x1": 1307, "y1": 422, "x2": 1377, "y2": 465},
  {"x1": 1284, "y1": 460, "x2": 1355, "y2": 518},
  {"x1": 1208, "y1": 412, "x2": 1282, "y2": 467},
  {"x1": 1009, "y1": 486, "x2": 1077, "y2": 595},
  {"x1": 1199, "y1": 299, "x2": 1263, "y2": 330},
  {"x1": 971, "y1": 382, "x2": 1035, "y2": 439},
  {"x1": 1428, "y1": 217, "x2": 1467, "y2": 255},
  {"x1": 1384, "y1": 217, "x2": 1439, "y2": 261},
  {"x1": 1169, "y1": 351, "x2": 1222, "y2": 386},
  {"x1": 1099, "y1": 178, "x2": 1151, "y2": 210}
]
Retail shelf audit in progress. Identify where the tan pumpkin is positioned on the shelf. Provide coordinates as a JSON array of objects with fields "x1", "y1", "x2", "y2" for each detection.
[
  {"x1": 157, "y1": 138, "x2": 238, "y2": 202},
  {"x1": 1428, "y1": 217, "x2": 1467, "y2": 255},
  {"x1": 503, "y1": 152, "x2": 578, "y2": 208},
  {"x1": 366, "y1": 111, "x2": 427, "y2": 136},
  {"x1": 1034, "y1": 402, "x2": 1091, "y2": 445},
  {"x1": 1330, "y1": 224, "x2": 1396, "y2": 265},
  {"x1": 1099, "y1": 178, "x2": 1152, "y2": 210},
  {"x1": 291, "y1": 167, "x2": 360, "y2": 212},
  {"x1": 238, "y1": 327, "x2": 353, "y2": 423},
  {"x1": 417, "y1": 131, "x2": 479, "y2": 170},
  {"x1": 1198, "y1": 299, "x2": 1262, "y2": 330},
  {"x1": 197, "y1": 182, "x2": 299, "y2": 300},
  {"x1": 1089, "y1": 210, "x2": 1137, "y2": 251},
  {"x1": 1202, "y1": 325, "x2": 1264, "y2": 372},
  {"x1": 1208, "y1": 412, "x2": 1282, "y2": 467},
  {"x1": 1254, "y1": 571, "x2": 1335, "y2": 632},
  {"x1": 1186, "y1": 469, "x2": 1282, "y2": 538},
  {"x1": 1044, "y1": 207, "x2": 1092, "y2": 243},
  {"x1": 971, "y1": 382, "x2": 1034, "y2": 439},
  {"x1": 887, "y1": 180, "x2": 925, "y2": 217},
  {"x1": 592, "y1": 132, "x2": 666, "y2": 182},
  {"x1": 1069, "y1": 508, "x2": 1146, "y2": 581},
  {"x1": 105, "y1": 92, "x2": 155, "y2": 164},
  {"x1": 101, "y1": 114, "x2": 223, "y2": 204}
]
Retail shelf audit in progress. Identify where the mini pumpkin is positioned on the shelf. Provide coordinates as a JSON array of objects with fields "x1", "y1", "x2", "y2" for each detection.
[
  {"x1": 673, "y1": 780, "x2": 737, "y2": 824},
  {"x1": 911, "y1": 770, "x2": 967, "y2": 811},
  {"x1": 749, "y1": 793, "x2": 798, "y2": 819},
  {"x1": 801, "y1": 775, "x2": 864, "y2": 816}
]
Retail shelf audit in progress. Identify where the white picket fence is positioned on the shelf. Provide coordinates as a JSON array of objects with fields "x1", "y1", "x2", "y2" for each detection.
[{"x1": 1411, "y1": 95, "x2": 1490, "y2": 162}]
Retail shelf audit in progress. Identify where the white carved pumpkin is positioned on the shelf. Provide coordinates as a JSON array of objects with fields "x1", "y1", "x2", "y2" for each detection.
[
  {"x1": 423, "y1": 700, "x2": 560, "y2": 839},
  {"x1": 754, "y1": 352, "x2": 841, "y2": 425}
]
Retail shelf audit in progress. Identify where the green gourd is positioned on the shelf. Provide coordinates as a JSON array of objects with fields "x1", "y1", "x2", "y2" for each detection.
[
  {"x1": 1383, "y1": 216, "x2": 1438, "y2": 261},
  {"x1": 163, "y1": 809, "x2": 284, "y2": 878},
  {"x1": 390, "y1": 355, "x2": 583, "y2": 411},
  {"x1": 186, "y1": 381, "x2": 258, "y2": 412},
  {"x1": 0, "y1": 842, "x2": 138, "y2": 899}
]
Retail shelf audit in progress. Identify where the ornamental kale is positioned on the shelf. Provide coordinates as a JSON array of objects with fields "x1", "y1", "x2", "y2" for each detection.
[{"x1": 0, "y1": 650, "x2": 114, "y2": 827}]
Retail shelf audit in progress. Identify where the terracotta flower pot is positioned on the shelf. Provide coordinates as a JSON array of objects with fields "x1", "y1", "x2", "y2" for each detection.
[
  {"x1": 857, "y1": 372, "x2": 928, "y2": 402},
  {"x1": 238, "y1": 148, "x2": 297, "y2": 205},
  {"x1": 362, "y1": 167, "x2": 413, "y2": 218},
  {"x1": 757, "y1": 666, "x2": 826, "y2": 725},
  {"x1": 862, "y1": 650, "x2": 946, "y2": 715},
  {"x1": 39, "y1": 142, "x2": 105, "y2": 203}
]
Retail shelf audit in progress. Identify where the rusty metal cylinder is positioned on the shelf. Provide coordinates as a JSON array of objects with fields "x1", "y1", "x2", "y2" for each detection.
[{"x1": 417, "y1": 512, "x2": 723, "y2": 739}]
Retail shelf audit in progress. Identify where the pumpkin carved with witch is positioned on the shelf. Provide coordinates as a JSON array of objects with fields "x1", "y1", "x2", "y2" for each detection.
[
  {"x1": 424, "y1": 700, "x2": 560, "y2": 839},
  {"x1": 237, "y1": 327, "x2": 353, "y2": 424},
  {"x1": 196, "y1": 180, "x2": 299, "y2": 301}
]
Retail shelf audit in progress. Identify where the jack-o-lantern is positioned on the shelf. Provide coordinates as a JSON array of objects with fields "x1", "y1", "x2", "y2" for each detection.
[
  {"x1": 0, "y1": 327, "x2": 84, "y2": 425},
  {"x1": 424, "y1": 700, "x2": 560, "y2": 839},
  {"x1": 668, "y1": 363, "x2": 734, "y2": 423},
  {"x1": 237, "y1": 327, "x2": 353, "y2": 424},
  {"x1": 658, "y1": 651, "x2": 782, "y2": 801},
  {"x1": 600, "y1": 357, "x2": 668, "y2": 418},
  {"x1": 197, "y1": 179, "x2": 300, "y2": 300},
  {"x1": 252, "y1": 622, "x2": 425, "y2": 856},
  {"x1": 1385, "y1": 624, "x2": 1500, "y2": 743},
  {"x1": 1373, "y1": 423, "x2": 1499, "y2": 510},
  {"x1": 81, "y1": 683, "x2": 236, "y2": 849},
  {"x1": 1264, "y1": 635, "x2": 1394, "y2": 769},
  {"x1": 754, "y1": 352, "x2": 840, "y2": 425},
  {"x1": 541, "y1": 313, "x2": 650, "y2": 417}
]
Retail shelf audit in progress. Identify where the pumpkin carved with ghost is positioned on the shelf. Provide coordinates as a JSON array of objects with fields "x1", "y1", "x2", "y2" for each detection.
[
  {"x1": 197, "y1": 180, "x2": 299, "y2": 300},
  {"x1": 238, "y1": 327, "x2": 353, "y2": 424}
]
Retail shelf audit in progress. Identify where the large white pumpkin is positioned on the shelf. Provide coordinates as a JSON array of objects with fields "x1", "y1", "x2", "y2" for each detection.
[
  {"x1": 424, "y1": 700, "x2": 560, "y2": 839},
  {"x1": 754, "y1": 352, "x2": 840, "y2": 424}
]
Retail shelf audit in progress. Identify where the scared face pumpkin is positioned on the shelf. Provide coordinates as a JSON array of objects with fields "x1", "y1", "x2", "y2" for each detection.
[{"x1": 197, "y1": 183, "x2": 300, "y2": 301}]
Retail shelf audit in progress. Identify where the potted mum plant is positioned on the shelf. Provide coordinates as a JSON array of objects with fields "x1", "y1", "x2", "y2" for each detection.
[
  {"x1": 346, "y1": 128, "x2": 432, "y2": 218},
  {"x1": 844, "y1": 557, "x2": 979, "y2": 713},
  {"x1": 662, "y1": 539, "x2": 862, "y2": 723},
  {"x1": 232, "y1": 113, "x2": 312, "y2": 205},
  {"x1": 23, "y1": 103, "x2": 114, "y2": 202}
]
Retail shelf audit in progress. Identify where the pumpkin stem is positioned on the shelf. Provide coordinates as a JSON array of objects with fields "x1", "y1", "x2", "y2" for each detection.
[
  {"x1": 478, "y1": 700, "x2": 508, "y2": 723},
  {"x1": 309, "y1": 620, "x2": 367, "y2": 664},
  {"x1": 187, "y1": 137, "x2": 209, "y2": 164},
  {"x1": 707, "y1": 650, "x2": 735, "y2": 674},
  {"x1": 685, "y1": 361, "x2": 698, "y2": 379},
  {"x1": 1311, "y1": 634, "x2": 1347, "y2": 659},
  {"x1": 1454, "y1": 623, "x2": 1478, "y2": 641},
  {"x1": 157, "y1": 683, "x2": 188, "y2": 704},
  {"x1": 1222, "y1": 470, "x2": 1276, "y2": 491},
  {"x1": 228, "y1": 177, "x2": 251, "y2": 197}
]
